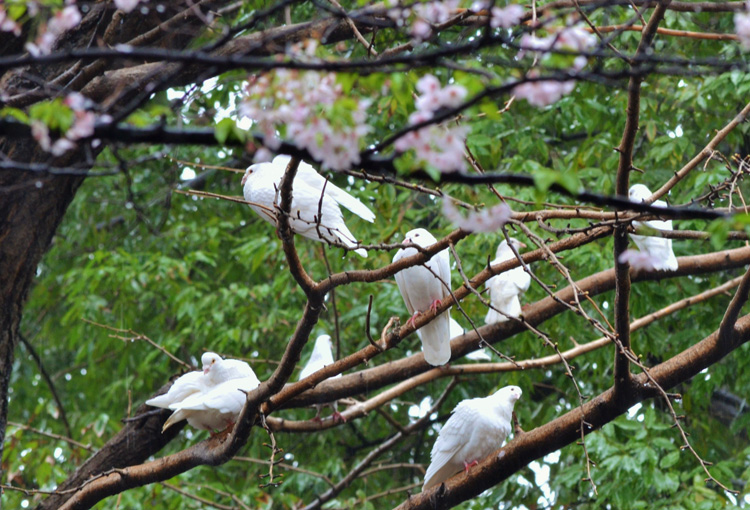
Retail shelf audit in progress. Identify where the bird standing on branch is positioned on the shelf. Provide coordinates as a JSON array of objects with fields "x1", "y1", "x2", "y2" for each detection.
[
  {"x1": 423, "y1": 385, "x2": 523, "y2": 491},
  {"x1": 298, "y1": 334, "x2": 345, "y2": 422},
  {"x1": 146, "y1": 352, "x2": 260, "y2": 433},
  {"x1": 393, "y1": 228, "x2": 452, "y2": 366},
  {"x1": 485, "y1": 238, "x2": 531, "y2": 324},
  {"x1": 628, "y1": 184, "x2": 679, "y2": 271},
  {"x1": 241, "y1": 155, "x2": 374, "y2": 257}
]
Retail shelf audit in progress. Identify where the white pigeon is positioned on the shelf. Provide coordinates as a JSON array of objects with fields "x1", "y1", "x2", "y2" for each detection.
[
  {"x1": 146, "y1": 352, "x2": 261, "y2": 433},
  {"x1": 241, "y1": 155, "x2": 375, "y2": 257},
  {"x1": 145, "y1": 352, "x2": 231, "y2": 410},
  {"x1": 298, "y1": 334, "x2": 343, "y2": 421},
  {"x1": 628, "y1": 184, "x2": 678, "y2": 271},
  {"x1": 393, "y1": 228, "x2": 452, "y2": 366},
  {"x1": 485, "y1": 238, "x2": 531, "y2": 325},
  {"x1": 423, "y1": 385, "x2": 522, "y2": 491},
  {"x1": 164, "y1": 374, "x2": 260, "y2": 432},
  {"x1": 449, "y1": 318, "x2": 491, "y2": 361}
]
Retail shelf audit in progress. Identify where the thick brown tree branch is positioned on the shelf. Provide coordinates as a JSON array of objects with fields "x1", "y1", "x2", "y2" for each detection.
[{"x1": 395, "y1": 313, "x2": 750, "y2": 509}]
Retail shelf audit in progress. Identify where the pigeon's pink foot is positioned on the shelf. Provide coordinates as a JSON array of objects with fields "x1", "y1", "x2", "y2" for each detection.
[
  {"x1": 463, "y1": 460, "x2": 479, "y2": 472},
  {"x1": 331, "y1": 411, "x2": 347, "y2": 423},
  {"x1": 406, "y1": 311, "x2": 420, "y2": 329},
  {"x1": 429, "y1": 299, "x2": 442, "y2": 314},
  {"x1": 311, "y1": 416, "x2": 323, "y2": 423}
]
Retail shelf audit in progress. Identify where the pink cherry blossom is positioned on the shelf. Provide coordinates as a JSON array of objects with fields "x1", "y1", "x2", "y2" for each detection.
[
  {"x1": 618, "y1": 249, "x2": 661, "y2": 271},
  {"x1": 736, "y1": 3, "x2": 750, "y2": 50},
  {"x1": 490, "y1": 4, "x2": 524, "y2": 29},
  {"x1": 513, "y1": 72, "x2": 576, "y2": 107},
  {"x1": 114, "y1": 0, "x2": 144, "y2": 13},
  {"x1": 515, "y1": 24, "x2": 596, "y2": 107},
  {"x1": 67, "y1": 111, "x2": 96, "y2": 140},
  {"x1": 26, "y1": 5, "x2": 82, "y2": 56},
  {"x1": 395, "y1": 74, "x2": 470, "y2": 172},
  {"x1": 443, "y1": 199, "x2": 512, "y2": 232},
  {"x1": 239, "y1": 70, "x2": 371, "y2": 171},
  {"x1": 0, "y1": 8, "x2": 22, "y2": 36},
  {"x1": 64, "y1": 92, "x2": 87, "y2": 111}
]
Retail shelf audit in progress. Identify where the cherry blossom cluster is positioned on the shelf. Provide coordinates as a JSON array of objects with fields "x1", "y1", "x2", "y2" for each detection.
[
  {"x1": 513, "y1": 25, "x2": 596, "y2": 107},
  {"x1": 393, "y1": 74, "x2": 469, "y2": 173},
  {"x1": 0, "y1": 6, "x2": 22, "y2": 36},
  {"x1": 736, "y1": 2, "x2": 750, "y2": 50},
  {"x1": 114, "y1": 0, "x2": 146, "y2": 13},
  {"x1": 239, "y1": 70, "x2": 371, "y2": 171},
  {"x1": 618, "y1": 249, "x2": 660, "y2": 271},
  {"x1": 387, "y1": 0, "x2": 460, "y2": 41},
  {"x1": 442, "y1": 198, "x2": 512, "y2": 232},
  {"x1": 470, "y1": 1, "x2": 525, "y2": 29},
  {"x1": 26, "y1": 5, "x2": 81, "y2": 56},
  {"x1": 32, "y1": 93, "x2": 102, "y2": 156}
]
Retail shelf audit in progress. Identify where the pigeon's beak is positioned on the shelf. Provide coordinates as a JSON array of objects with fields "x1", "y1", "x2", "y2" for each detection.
[
  {"x1": 203, "y1": 366, "x2": 210, "y2": 375},
  {"x1": 403, "y1": 237, "x2": 412, "y2": 244},
  {"x1": 517, "y1": 241, "x2": 527, "y2": 249}
]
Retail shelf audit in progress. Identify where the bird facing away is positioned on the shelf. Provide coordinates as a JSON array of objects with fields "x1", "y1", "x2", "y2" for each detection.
[
  {"x1": 241, "y1": 155, "x2": 374, "y2": 257},
  {"x1": 393, "y1": 228, "x2": 452, "y2": 366},
  {"x1": 298, "y1": 334, "x2": 343, "y2": 421},
  {"x1": 423, "y1": 385, "x2": 523, "y2": 491},
  {"x1": 628, "y1": 184, "x2": 678, "y2": 271},
  {"x1": 146, "y1": 353, "x2": 260, "y2": 433},
  {"x1": 449, "y1": 317, "x2": 491, "y2": 361},
  {"x1": 485, "y1": 238, "x2": 531, "y2": 324}
]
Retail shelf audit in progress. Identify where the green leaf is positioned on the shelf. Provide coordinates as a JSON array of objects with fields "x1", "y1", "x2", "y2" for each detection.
[{"x1": 660, "y1": 450, "x2": 681, "y2": 469}]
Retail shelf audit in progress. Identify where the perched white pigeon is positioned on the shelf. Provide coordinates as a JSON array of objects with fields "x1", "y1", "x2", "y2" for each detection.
[
  {"x1": 423, "y1": 385, "x2": 522, "y2": 491},
  {"x1": 449, "y1": 318, "x2": 491, "y2": 361},
  {"x1": 393, "y1": 228, "x2": 452, "y2": 366},
  {"x1": 146, "y1": 352, "x2": 230, "y2": 410},
  {"x1": 299, "y1": 334, "x2": 343, "y2": 421},
  {"x1": 146, "y1": 352, "x2": 261, "y2": 433},
  {"x1": 628, "y1": 184, "x2": 678, "y2": 271},
  {"x1": 164, "y1": 375, "x2": 260, "y2": 432},
  {"x1": 485, "y1": 238, "x2": 531, "y2": 325},
  {"x1": 241, "y1": 155, "x2": 375, "y2": 257}
]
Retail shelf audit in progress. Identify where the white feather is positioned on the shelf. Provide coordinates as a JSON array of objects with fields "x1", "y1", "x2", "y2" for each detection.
[
  {"x1": 393, "y1": 229, "x2": 452, "y2": 366},
  {"x1": 241, "y1": 156, "x2": 373, "y2": 257},
  {"x1": 146, "y1": 353, "x2": 260, "y2": 433},
  {"x1": 628, "y1": 184, "x2": 678, "y2": 271},
  {"x1": 423, "y1": 385, "x2": 522, "y2": 491},
  {"x1": 485, "y1": 239, "x2": 531, "y2": 324}
]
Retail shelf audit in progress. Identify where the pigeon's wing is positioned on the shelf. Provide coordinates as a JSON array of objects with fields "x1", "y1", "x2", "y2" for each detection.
[
  {"x1": 243, "y1": 172, "x2": 281, "y2": 225},
  {"x1": 423, "y1": 401, "x2": 479, "y2": 490},
  {"x1": 173, "y1": 377, "x2": 257, "y2": 414},
  {"x1": 289, "y1": 180, "x2": 367, "y2": 256},
  {"x1": 146, "y1": 371, "x2": 204, "y2": 409},
  {"x1": 296, "y1": 161, "x2": 376, "y2": 223},
  {"x1": 394, "y1": 248, "x2": 418, "y2": 315},
  {"x1": 434, "y1": 248, "x2": 452, "y2": 300}
]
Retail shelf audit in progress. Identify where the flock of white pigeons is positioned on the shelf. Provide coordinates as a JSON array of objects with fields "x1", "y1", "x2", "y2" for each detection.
[{"x1": 147, "y1": 156, "x2": 678, "y2": 492}]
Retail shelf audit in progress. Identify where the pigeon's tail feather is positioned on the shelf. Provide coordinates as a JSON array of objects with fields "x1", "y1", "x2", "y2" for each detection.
[
  {"x1": 662, "y1": 252, "x2": 678, "y2": 271},
  {"x1": 330, "y1": 223, "x2": 368, "y2": 257},
  {"x1": 419, "y1": 313, "x2": 452, "y2": 366},
  {"x1": 423, "y1": 460, "x2": 460, "y2": 491},
  {"x1": 162, "y1": 410, "x2": 188, "y2": 432},
  {"x1": 485, "y1": 296, "x2": 521, "y2": 325},
  {"x1": 329, "y1": 187, "x2": 376, "y2": 223},
  {"x1": 145, "y1": 395, "x2": 171, "y2": 409},
  {"x1": 485, "y1": 308, "x2": 509, "y2": 325}
]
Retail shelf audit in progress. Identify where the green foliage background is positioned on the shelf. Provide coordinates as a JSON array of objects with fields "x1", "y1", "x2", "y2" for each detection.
[{"x1": 4, "y1": 0, "x2": 750, "y2": 508}]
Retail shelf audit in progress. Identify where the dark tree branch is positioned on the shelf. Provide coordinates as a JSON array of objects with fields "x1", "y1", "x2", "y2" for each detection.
[{"x1": 396, "y1": 313, "x2": 750, "y2": 509}]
